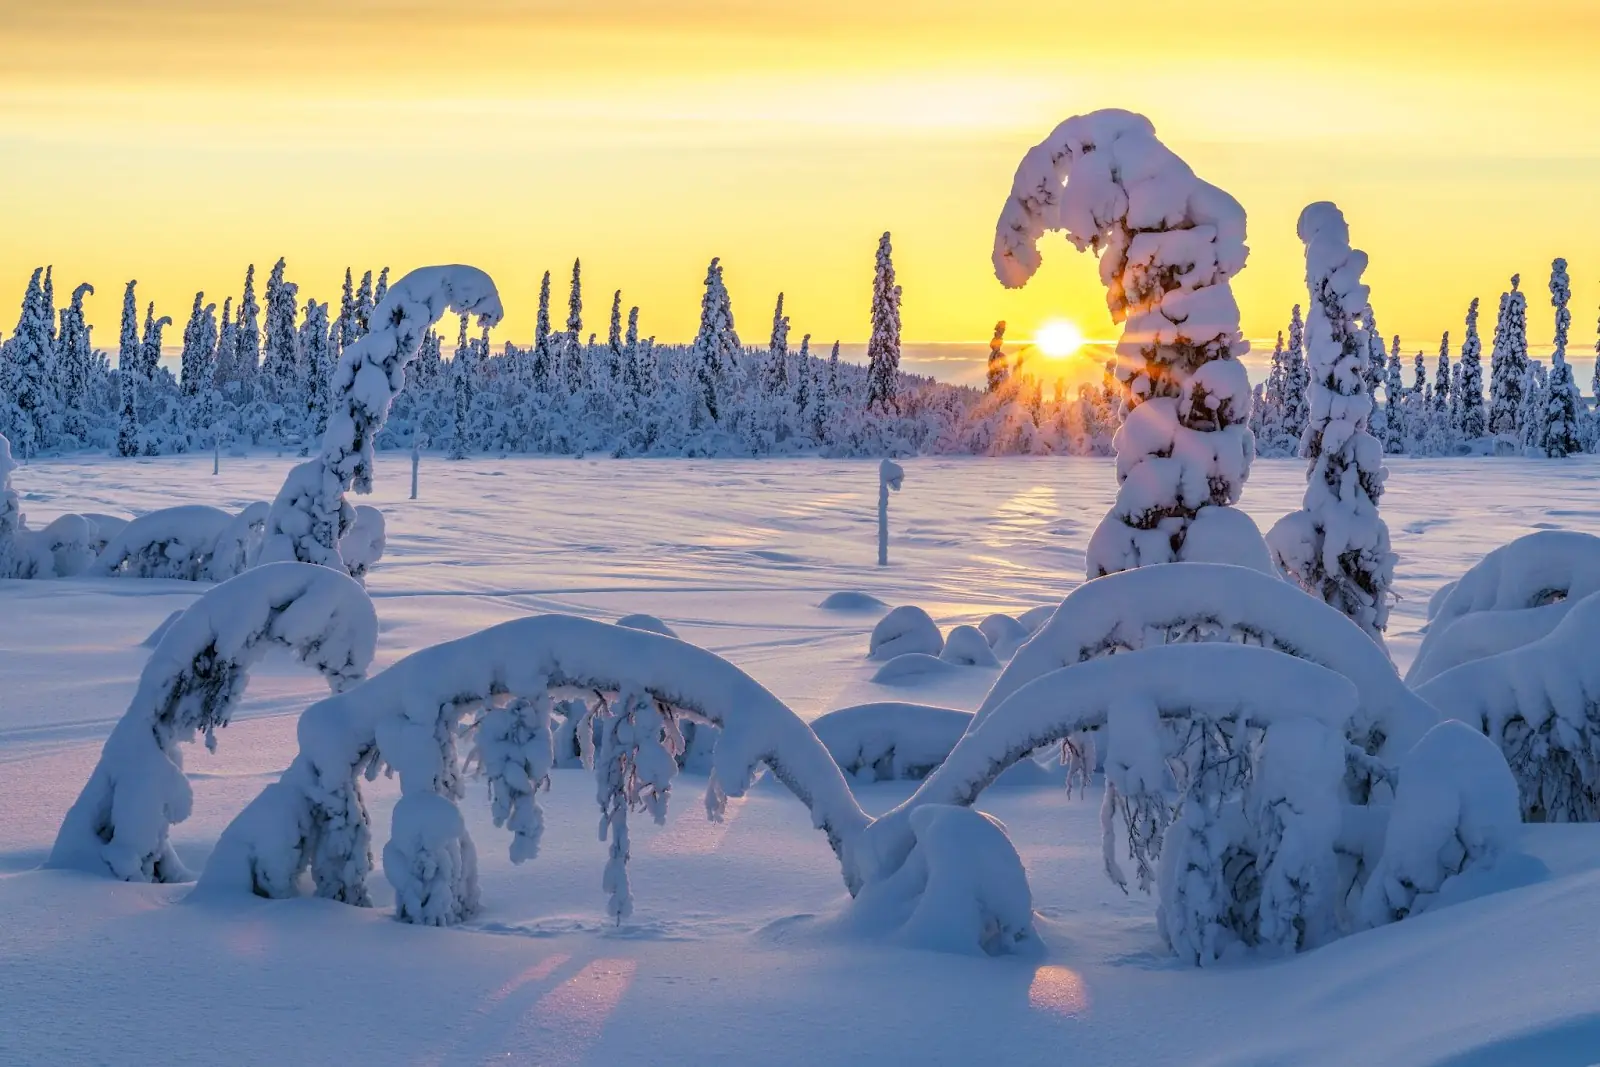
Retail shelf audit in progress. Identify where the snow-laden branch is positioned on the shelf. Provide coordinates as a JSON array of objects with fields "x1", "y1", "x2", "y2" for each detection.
[
  {"x1": 89, "y1": 505, "x2": 236, "y2": 580},
  {"x1": 970, "y1": 563, "x2": 1438, "y2": 762},
  {"x1": 48, "y1": 563, "x2": 376, "y2": 882},
  {"x1": 1415, "y1": 590, "x2": 1600, "y2": 821},
  {"x1": 992, "y1": 109, "x2": 1258, "y2": 577},
  {"x1": 1408, "y1": 530, "x2": 1600, "y2": 685},
  {"x1": 201, "y1": 614, "x2": 870, "y2": 921},
  {"x1": 259, "y1": 266, "x2": 502, "y2": 573}
]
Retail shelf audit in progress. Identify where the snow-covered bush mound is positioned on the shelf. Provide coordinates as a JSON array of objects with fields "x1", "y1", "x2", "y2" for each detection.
[
  {"x1": 49, "y1": 563, "x2": 376, "y2": 882},
  {"x1": 0, "y1": 433, "x2": 127, "y2": 579},
  {"x1": 939, "y1": 624, "x2": 1000, "y2": 668},
  {"x1": 851, "y1": 804, "x2": 1038, "y2": 957},
  {"x1": 340, "y1": 504, "x2": 386, "y2": 582},
  {"x1": 615, "y1": 613, "x2": 679, "y2": 638},
  {"x1": 205, "y1": 502, "x2": 269, "y2": 581},
  {"x1": 90, "y1": 505, "x2": 239, "y2": 580},
  {"x1": 992, "y1": 109, "x2": 1258, "y2": 577},
  {"x1": 811, "y1": 702, "x2": 975, "y2": 783},
  {"x1": 1017, "y1": 605, "x2": 1054, "y2": 633},
  {"x1": 871, "y1": 653, "x2": 965, "y2": 686},
  {"x1": 819, "y1": 591, "x2": 889, "y2": 613},
  {"x1": 1408, "y1": 530, "x2": 1600, "y2": 685},
  {"x1": 978, "y1": 613, "x2": 1029, "y2": 659},
  {"x1": 201, "y1": 614, "x2": 870, "y2": 923},
  {"x1": 1416, "y1": 590, "x2": 1600, "y2": 822},
  {"x1": 868, "y1": 605, "x2": 943, "y2": 660},
  {"x1": 259, "y1": 265, "x2": 502, "y2": 575},
  {"x1": 972, "y1": 563, "x2": 1439, "y2": 766},
  {"x1": 1359, "y1": 721, "x2": 1520, "y2": 926}
]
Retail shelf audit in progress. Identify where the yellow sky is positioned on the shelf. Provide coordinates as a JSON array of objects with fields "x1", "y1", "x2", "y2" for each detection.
[{"x1": 4, "y1": 1, "x2": 1600, "y2": 368}]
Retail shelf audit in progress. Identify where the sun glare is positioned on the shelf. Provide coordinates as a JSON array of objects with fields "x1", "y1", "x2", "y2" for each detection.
[{"x1": 1034, "y1": 319, "x2": 1085, "y2": 360}]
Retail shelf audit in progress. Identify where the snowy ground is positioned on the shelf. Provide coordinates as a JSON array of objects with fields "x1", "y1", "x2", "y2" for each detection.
[{"x1": 4, "y1": 455, "x2": 1600, "y2": 1065}]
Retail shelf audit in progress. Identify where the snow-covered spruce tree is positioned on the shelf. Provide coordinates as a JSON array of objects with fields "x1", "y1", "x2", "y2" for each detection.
[
  {"x1": 563, "y1": 258, "x2": 583, "y2": 395},
  {"x1": 337, "y1": 267, "x2": 356, "y2": 353},
  {"x1": 372, "y1": 266, "x2": 389, "y2": 311},
  {"x1": 352, "y1": 269, "x2": 374, "y2": 340},
  {"x1": 179, "y1": 292, "x2": 215, "y2": 397},
  {"x1": 140, "y1": 305, "x2": 172, "y2": 383},
  {"x1": 449, "y1": 314, "x2": 472, "y2": 460},
  {"x1": 213, "y1": 297, "x2": 235, "y2": 386},
  {"x1": 623, "y1": 304, "x2": 642, "y2": 399},
  {"x1": 300, "y1": 299, "x2": 332, "y2": 440},
  {"x1": 992, "y1": 110, "x2": 1256, "y2": 576},
  {"x1": 1434, "y1": 331, "x2": 1451, "y2": 428},
  {"x1": 1252, "y1": 330, "x2": 1286, "y2": 453},
  {"x1": 1459, "y1": 298, "x2": 1487, "y2": 439},
  {"x1": 767, "y1": 291, "x2": 790, "y2": 391},
  {"x1": 1542, "y1": 258, "x2": 1582, "y2": 458},
  {"x1": 56, "y1": 282, "x2": 94, "y2": 440},
  {"x1": 1384, "y1": 336, "x2": 1405, "y2": 454},
  {"x1": 1488, "y1": 276, "x2": 1527, "y2": 441},
  {"x1": 236, "y1": 264, "x2": 261, "y2": 383},
  {"x1": 691, "y1": 257, "x2": 739, "y2": 424},
  {"x1": 606, "y1": 289, "x2": 623, "y2": 382},
  {"x1": 866, "y1": 232, "x2": 901, "y2": 414},
  {"x1": 1267, "y1": 204, "x2": 1394, "y2": 641},
  {"x1": 986, "y1": 320, "x2": 1007, "y2": 393},
  {"x1": 531, "y1": 269, "x2": 553, "y2": 389},
  {"x1": 8, "y1": 267, "x2": 54, "y2": 454},
  {"x1": 257, "y1": 266, "x2": 502, "y2": 571},
  {"x1": 1282, "y1": 304, "x2": 1309, "y2": 448},
  {"x1": 261, "y1": 258, "x2": 302, "y2": 407}
]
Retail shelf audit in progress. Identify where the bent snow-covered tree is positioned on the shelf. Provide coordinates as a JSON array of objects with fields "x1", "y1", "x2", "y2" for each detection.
[
  {"x1": 48, "y1": 564, "x2": 376, "y2": 882},
  {"x1": 1267, "y1": 203, "x2": 1395, "y2": 643},
  {"x1": 257, "y1": 266, "x2": 502, "y2": 574},
  {"x1": 992, "y1": 109, "x2": 1258, "y2": 577}
]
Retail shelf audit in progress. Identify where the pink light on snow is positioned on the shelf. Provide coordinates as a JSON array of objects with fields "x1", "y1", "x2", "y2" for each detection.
[
  {"x1": 519, "y1": 958, "x2": 639, "y2": 1065},
  {"x1": 1027, "y1": 964, "x2": 1089, "y2": 1017}
]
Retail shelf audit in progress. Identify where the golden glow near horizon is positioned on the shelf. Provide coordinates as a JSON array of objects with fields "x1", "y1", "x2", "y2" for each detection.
[
  {"x1": 1034, "y1": 319, "x2": 1086, "y2": 360},
  {"x1": 5, "y1": 1, "x2": 1600, "y2": 384}
]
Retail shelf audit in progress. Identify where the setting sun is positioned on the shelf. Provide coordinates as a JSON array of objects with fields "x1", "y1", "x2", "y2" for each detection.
[{"x1": 1034, "y1": 319, "x2": 1085, "y2": 359}]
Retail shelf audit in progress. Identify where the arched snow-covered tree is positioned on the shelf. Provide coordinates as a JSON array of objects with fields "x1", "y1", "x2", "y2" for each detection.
[
  {"x1": 1267, "y1": 203, "x2": 1394, "y2": 643},
  {"x1": 257, "y1": 265, "x2": 503, "y2": 572},
  {"x1": 991, "y1": 109, "x2": 1256, "y2": 577}
]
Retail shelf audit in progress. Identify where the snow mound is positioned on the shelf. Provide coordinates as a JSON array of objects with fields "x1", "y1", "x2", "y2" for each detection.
[
  {"x1": 811, "y1": 702, "x2": 974, "y2": 783},
  {"x1": 973, "y1": 563, "x2": 1438, "y2": 764},
  {"x1": 852, "y1": 804, "x2": 1038, "y2": 957},
  {"x1": 868, "y1": 605, "x2": 943, "y2": 660},
  {"x1": 1409, "y1": 530, "x2": 1600, "y2": 684},
  {"x1": 1017, "y1": 605, "x2": 1055, "y2": 633},
  {"x1": 615, "y1": 613, "x2": 679, "y2": 638},
  {"x1": 938, "y1": 624, "x2": 1000, "y2": 668},
  {"x1": 1360, "y1": 721, "x2": 1520, "y2": 926},
  {"x1": 49, "y1": 563, "x2": 376, "y2": 882},
  {"x1": 978, "y1": 613, "x2": 1029, "y2": 658},
  {"x1": 1416, "y1": 589, "x2": 1600, "y2": 821},
  {"x1": 871, "y1": 653, "x2": 965, "y2": 686},
  {"x1": 819, "y1": 591, "x2": 889, "y2": 612},
  {"x1": 205, "y1": 501, "x2": 269, "y2": 581},
  {"x1": 340, "y1": 504, "x2": 386, "y2": 582}
]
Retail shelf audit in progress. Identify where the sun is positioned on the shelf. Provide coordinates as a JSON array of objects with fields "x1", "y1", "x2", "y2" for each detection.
[{"x1": 1034, "y1": 319, "x2": 1085, "y2": 360}]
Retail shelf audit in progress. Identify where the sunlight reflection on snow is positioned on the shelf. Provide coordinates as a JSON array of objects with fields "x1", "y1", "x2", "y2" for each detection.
[
  {"x1": 1027, "y1": 964, "x2": 1089, "y2": 1016},
  {"x1": 524, "y1": 957, "x2": 639, "y2": 1065}
]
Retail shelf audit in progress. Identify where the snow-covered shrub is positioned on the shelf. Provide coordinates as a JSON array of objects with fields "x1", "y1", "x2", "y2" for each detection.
[
  {"x1": 871, "y1": 653, "x2": 964, "y2": 686},
  {"x1": 868, "y1": 605, "x2": 943, "y2": 660},
  {"x1": 202, "y1": 614, "x2": 869, "y2": 920},
  {"x1": 1416, "y1": 590, "x2": 1600, "y2": 822},
  {"x1": 1358, "y1": 721, "x2": 1519, "y2": 926},
  {"x1": 259, "y1": 265, "x2": 502, "y2": 574},
  {"x1": 49, "y1": 563, "x2": 376, "y2": 882},
  {"x1": 615, "y1": 613, "x2": 679, "y2": 638},
  {"x1": 1267, "y1": 203, "x2": 1395, "y2": 642},
  {"x1": 992, "y1": 109, "x2": 1258, "y2": 576},
  {"x1": 89, "y1": 505, "x2": 235, "y2": 580},
  {"x1": 1408, "y1": 530, "x2": 1600, "y2": 685},
  {"x1": 851, "y1": 804, "x2": 1038, "y2": 957},
  {"x1": 33, "y1": 514, "x2": 100, "y2": 578},
  {"x1": 0, "y1": 433, "x2": 108, "y2": 579},
  {"x1": 939, "y1": 624, "x2": 1000, "y2": 667},
  {"x1": 204, "y1": 502, "x2": 269, "y2": 581},
  {"x1": 383, "y1": 792, "x2": 480, "y2": 926},
  {"x1": 971, "y1": 563, "x2": 1439, "y2": 766},
  {"x1": 811, "y1": 702, "x2": 975, "y2": 782}
]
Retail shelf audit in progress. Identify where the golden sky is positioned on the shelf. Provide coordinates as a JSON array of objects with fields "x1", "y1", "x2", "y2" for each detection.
[{"x1": 4, "y1": 0, "x2": 1599, "y2": 369}]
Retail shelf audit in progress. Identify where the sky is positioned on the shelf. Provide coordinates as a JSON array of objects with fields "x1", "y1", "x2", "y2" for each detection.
[{"x1": 4, "y1": 0, "x2": 1600, "y2": 384}]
